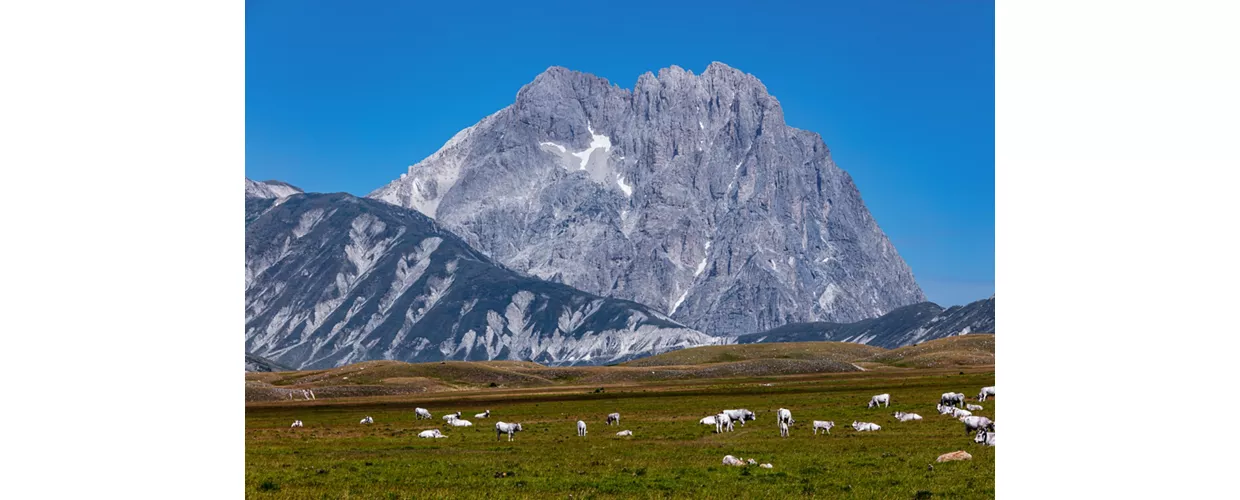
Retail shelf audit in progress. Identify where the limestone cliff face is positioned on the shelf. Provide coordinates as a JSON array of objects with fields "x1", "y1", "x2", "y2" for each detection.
[{"x1": 370, "y1": 63, "x2": 924, "y2": 336}]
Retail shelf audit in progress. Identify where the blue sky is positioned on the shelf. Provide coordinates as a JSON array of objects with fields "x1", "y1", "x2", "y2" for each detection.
[{"x1": 246, "y1": 0, "x2": 994, "y2": 307}]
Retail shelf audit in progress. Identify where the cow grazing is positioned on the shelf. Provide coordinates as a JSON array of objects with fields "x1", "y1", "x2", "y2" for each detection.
[
  {"x1": 960, "y1": 416, "x2": 994, "y2": 435},
  {"x1": 415, "y1": 408, "x2": 432, "y2": 420},
  {"x1": 966, "y1": 404, "x2": 984, "y2": 411},
  {"x1": 495, "y1": 421, "x2": 523, "y2": 441},
  {"x1": 475, "y1": 410, "x2": 491, "y2": 419},
  {"x1": 606, "y1": 412, "x2": 621, "y2": 425},
  {"x1": 868, "y1": 394, "x2": 891, "y2": 408},
  {"x1": 893, "y1": 412, "x2": 923, "y2": 422},
  {"x1": 443, "y1": 411, "x2": 462, "y2": 421},
  {"x1": 978, "y1": 386, "x2": 996, "y2": 401},
  {"x1": 448, "y1": 418, "x2": 473, "y2": 427},
  {"x1": 722, "y1": 409, "x2": 756, "y2": 426},
  {"x1": 777, "y1": 408, "x2": 794, "y2": 425},
  {"x1": 577, "y1": 420, "x2": 587, "y2": 437},
  {"x1": 418, "y1": 429, "x2": 447, "y2": 439},
  {"x1": 715, "y1": 413, "x2": 734, "y2": 433},
  {"x1": 291, "y1": 420, "x2": 303, "y2": 428},
  {"x1": 974, "y1": 428, "x2": 996, "y2": 446},
  {"x1": 616, "y1": 430, "x2": 633, "y2": 437},
  {"x1": 360, "y1": 416, "x2": 374, "y2": 424},
  {"x1": 940, "y1": 392, "x2": 966, "y2": 408},
  {"x1": 852, "y1": 421, "x2": 881, "y2": 432},
  {"x1": 812, "y1": 420, "x2": 835, "y2": 435}
]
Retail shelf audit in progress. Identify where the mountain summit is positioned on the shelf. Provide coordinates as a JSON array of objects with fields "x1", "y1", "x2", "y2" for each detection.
[
  {"x1": 368, "y1": 63, "x2": 924, "y2": 335},
  {"x1": 245, "y1": 178, "x2": 302, "y2": 199}
]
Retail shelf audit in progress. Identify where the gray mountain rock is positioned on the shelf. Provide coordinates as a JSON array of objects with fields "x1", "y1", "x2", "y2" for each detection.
[
  {"x1": 245, "y1": 353, "x2": 292, "y2": 372},
  {"x1": 735, "y1": 296, "x2": 995, "y2": 348},
  {"x1": 369, "y1": 62, "x2": 924, "y2": 336},
  {"x1": 246, "y1": 178, "x2": 303, "y2": 199},
  {"x1": 246, "y1": 191, "x2": 722, "y2": 369}
]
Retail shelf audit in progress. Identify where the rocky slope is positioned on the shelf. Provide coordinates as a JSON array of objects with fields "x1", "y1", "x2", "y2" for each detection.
[
  {"x1": 245, "y1": 353, "x2": 292, "y2": 372},
  {"x1": 245, "y1": 191, "x2": 722, "y2": 369},
  {"x1": 246, "y1": 178, "x2": 302, "y2": 199},
  {"x1": 734, "y1": 296, "x2": 995, "y2": 348},
  {"x1": 369, "y1": 62, "x2": 924, "y2": 335}
]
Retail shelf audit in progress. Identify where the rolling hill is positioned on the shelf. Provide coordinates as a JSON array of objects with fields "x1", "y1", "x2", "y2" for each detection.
[{"x1": 245, "y1": 335, "x2": 994, "y2": 402}]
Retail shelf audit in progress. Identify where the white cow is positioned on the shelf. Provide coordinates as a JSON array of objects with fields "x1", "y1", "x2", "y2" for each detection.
[
  {"x1": 418, "y1": 429, "x2": 447, "y2": 439},
  {"x1": 812, "y1": 420, "x2": 835, "y2": 435},
  {"x1": 852, "y1": 421, "x2": 881, "y2": 432},
  {"x1": 960, "y1": 416, "x2": 994, "y2": 435},
  {"x1": 722, "y1": 409, "x2": 756, "y2": 426},
  {"x1": 291, "y1": 420, "x2": 303, "y2": 428},
  {"x1": 360, "y1": 416, "x2": 374, "y2": 424},
  {"x1": 495, "y1": 421, "x2": 523, "y2": 441},
  {"x1": 475, "y1": 410, "x2": 491, "y2": 419},
  {"x1": 978, "y1": 386, "x2": 996, "y2": 401},
  {"x1": 699, "y1": 415, "x2": 718, "y2": 426},
  {"x1": 759, "y1": 463, "x2": 773, "y2": 469},
  {"x1": 448, "y1": 418, "x2": 473, "y2": 427},
  {"x1": 868, "y1": 394, "x2": 891, "y2": 408},
  {"x1": 616, "y1": 430, "x2": 633, "y2": 437},
  {"x1": 966, "y1": 404, "x2": 984, "y2": 411},
  {"x1": 779, "y1": 420, "x2": 790, "y2": 437},
  {"x1": 606, "y1": 413, "x2": 621, "y2": 425},
  {"x1": 722, "y1": 455, "x2": 746, "y2": 467},
  {"x1": 950, "y1": 408, "x2": 973, "y2": 418},
  {"x1": 974, "y1": 428, "x2": 996, "y2": 446},
  {"x1": 577, "y1": 420, "x2": 587, "y2": 437},
  {"x1": 715, "y1": 413, "x2": 734, "y2": 433},
  {"x1": 415, "y1": 408, "x2": 432, "y2": 420},
  {"x1": 893, "y1": 412, "x2": 923, "y2": 422},
  {"x1": 936, "y1": 404, "x2": 956, "y2": 415},
  {"x1": 443, "y1": 411, "x2": 462, "y2": 421},
  {"x1": 777, "y1": 408, "x2": 794, "y2": 425},
  {"x1": 940, "y1": 392, "x2": 966, "y2": 408}
]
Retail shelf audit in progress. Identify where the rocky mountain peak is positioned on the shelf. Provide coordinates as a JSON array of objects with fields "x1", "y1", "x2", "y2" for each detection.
[
  {"x1": 368, "y1": 63, "x2": 925, "y2": 335},
  {"x1": 245, "y1": 178, "x2": 303, "y2": 199}
]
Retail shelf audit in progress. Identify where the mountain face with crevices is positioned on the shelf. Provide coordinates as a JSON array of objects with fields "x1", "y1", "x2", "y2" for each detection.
[
  {"x1": 245, "y1": 191, "x2": 721, "y2": 369},
  {"x1": 368, "y1": 62, "x2": 924, "y2": 336},
  {"x1": 734, "y1": 296, "x2": 995, "y2": 348}
]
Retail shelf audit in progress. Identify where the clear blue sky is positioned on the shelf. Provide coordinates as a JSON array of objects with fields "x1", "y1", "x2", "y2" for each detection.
[{"x1": 246, "y1": 0, "x2": 994, "y2": 307}]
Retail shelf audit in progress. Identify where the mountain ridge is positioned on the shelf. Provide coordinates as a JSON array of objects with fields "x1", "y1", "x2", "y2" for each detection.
[
  {"x1": 245, "y1": 191, "x2": 724, "y2": 369},
  {"x1": 735, "y1": 296, "x2": 995, "y2": 348}
]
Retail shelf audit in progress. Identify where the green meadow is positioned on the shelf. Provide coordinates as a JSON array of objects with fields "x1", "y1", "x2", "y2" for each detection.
[{"x1": 246, "y1": 364, "x2": 995, "y2": 499}]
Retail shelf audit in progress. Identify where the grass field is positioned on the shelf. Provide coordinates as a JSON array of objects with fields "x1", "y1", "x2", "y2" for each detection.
[{"x1": 246, "y1": 356, "x2": 996, "y2": 498}]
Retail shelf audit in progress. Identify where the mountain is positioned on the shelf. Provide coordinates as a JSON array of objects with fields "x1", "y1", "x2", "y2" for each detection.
[
  {"x1": 245, "y1": 191, "x2": 721, "y2": 369},
  {"x1": 245, "y1": 353, "x2": 292, "y2": 372},
  {"x1": 368, "y1": 62, "x2": 924, "y2": 336},
  {"x1": 734, "y1": 296, "x2": 995, "y2": 348},
  {"x1": 246, "y1": 178, "x2": 303, "y2": 199}
]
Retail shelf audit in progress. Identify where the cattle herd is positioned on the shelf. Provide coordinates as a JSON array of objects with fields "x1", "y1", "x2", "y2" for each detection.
[{"x1": 287, "y1": 385, "x2": 996, "y2": 450}]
